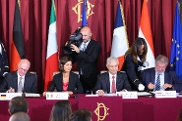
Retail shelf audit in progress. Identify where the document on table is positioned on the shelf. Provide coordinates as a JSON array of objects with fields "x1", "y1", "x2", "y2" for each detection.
[
  {"x1": 85, "y1": 94, "x2": 99, "y2": 97},
  {"x1": 137, "y1": 92, "x2": 152, "y2": 96},
  {"x1": 85, "y1": 93, "x2": 117, "y2": 97},
  {"x1": 25, "y1": 93, "x2": 40, "y2": 97}
]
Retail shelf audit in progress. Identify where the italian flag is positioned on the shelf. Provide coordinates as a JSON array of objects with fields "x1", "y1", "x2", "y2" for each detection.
[
  {"x1": 138, "y1": 0, "x2": 155, "y2": 68},
  {"x1": 44, "y1": 0, "x2": 59, "y2": 91}
]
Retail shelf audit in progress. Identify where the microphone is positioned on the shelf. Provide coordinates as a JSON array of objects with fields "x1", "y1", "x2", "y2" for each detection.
[
  {"x1": 22, "y1": 88, "x2": 25, "y2": 97},
  {"x1": 22, "y1": 92, "x2": 25, "y2": 97}
]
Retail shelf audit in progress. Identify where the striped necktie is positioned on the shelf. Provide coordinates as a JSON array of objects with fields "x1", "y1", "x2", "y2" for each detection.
[
  {"x1": 155, "y1": 74, "x2": 161, "y2": 91},
  {"x1": 82, "y1": 43, "x2": 87, "y2": 51}
]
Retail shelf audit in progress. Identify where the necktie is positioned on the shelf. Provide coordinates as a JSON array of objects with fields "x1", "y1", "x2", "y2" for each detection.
[
  {"x1": 18, "y1": 77, "x2": 23, "y2": 92},
  {"x1": 112, "y1": 76, "x2": 116, "y2": 93},
  {"x1": 155, "y1": 74, "x2": 161, "y2": 91},
  {"x1": 82, "y1": 43, "x2": 87, "y2": 52}
]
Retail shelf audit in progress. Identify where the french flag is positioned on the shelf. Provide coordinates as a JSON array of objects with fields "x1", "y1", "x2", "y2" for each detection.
[{"x1": 111, "y1": 1, "x2": 129, "y2": 70}]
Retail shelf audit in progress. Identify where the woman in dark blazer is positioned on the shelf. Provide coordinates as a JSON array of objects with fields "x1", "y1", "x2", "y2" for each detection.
[
  {"x1": 121, "y1": 37, "x2": 147, "y2": 91},
  {"x1": 48, "y1": 56, "x2": 84, "y2": 94}
]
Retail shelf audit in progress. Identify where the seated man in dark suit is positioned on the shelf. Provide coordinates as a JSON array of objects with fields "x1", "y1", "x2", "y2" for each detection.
[
  {"x1": 93, "y1": 57, "x2": 131, "y2": 95},
  {"x1": 0, "y1": 59, "x2": 37, "y2": 93},
  {"x1": 141, "y1": 55, "x2": 182, "y2": 92}
]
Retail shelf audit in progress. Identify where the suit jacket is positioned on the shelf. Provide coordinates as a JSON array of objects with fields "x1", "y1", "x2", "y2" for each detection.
[
  {"x1": 0, "y1": 71, "x2": 37, "y2": 93},
  {"x1": 122, "y1": 54, "x2": 144, "y2": 90},
  {"x1": 70, "y1": 39, "x2": 101, "y2": 91},
  {"x1": 48, "y1": 72, "x2": 84, "y2": 94},
  {"x1": 93, "y1": 72, "x2": 131, "y2": 93},
  {"x1": 75, "y1": 39, "x2": 101, "y2": 76},
  {"x1": 141, "y1": 68, "x2": 182, "y2": 92}
]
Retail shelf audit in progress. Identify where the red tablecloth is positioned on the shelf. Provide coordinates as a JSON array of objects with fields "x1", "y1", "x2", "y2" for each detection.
[
  {"x1": 78, "y1": 96, "x2": 123, "y2": 121},
  {"x1": 78, "y1": 96, "x2": 182, "y2": 121},
  {"x1": 123, "y1": 97, "x2": 182, "y2": 121},
  {"x1": 0, "y1": 96, "x2": 78, "y2": 121},
  {"x1": 0, "y1": 95, "x2": 182, "y2": 121}
]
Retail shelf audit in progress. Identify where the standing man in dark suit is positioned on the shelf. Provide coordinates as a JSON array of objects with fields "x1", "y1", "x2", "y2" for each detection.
[
  {"x1": 0, "y1": 59, "x2": 37, "y2": 93},
  {"x1": 141, "y1": 55, "x2": 182, "y2": 92},
  {"x1": 93, "y1": 57, "x2": 131, "y2": 95},
  {"x1": 70, "y1": 26, "x2": 101, "y2": 93},
  {"x1": 0, "y1": 40, "x2": 9, "y2": 82}
]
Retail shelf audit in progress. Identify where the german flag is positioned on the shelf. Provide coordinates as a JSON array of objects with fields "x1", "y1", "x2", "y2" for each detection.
[
  {"x1": 0, "y1": 94, "x2": 6, "y2": 98},
  {"x1": 10, "y1": 0, "x2": 25, "y2": 72}
]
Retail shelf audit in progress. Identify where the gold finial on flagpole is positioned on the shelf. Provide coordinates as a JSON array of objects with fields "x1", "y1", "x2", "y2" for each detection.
[
  {"x1": 52, "y1": 0, "x2": 56, "y2": 16},
  {"x1": 18, "y1": 0, "x2": 21, "y2": 8}
]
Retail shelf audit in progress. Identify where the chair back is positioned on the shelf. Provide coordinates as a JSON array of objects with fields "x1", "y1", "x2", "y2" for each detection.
[
  {"x1": 53, "y1": 72, "x2": 60, "y2": 77},
  {"x1": 53, "y1": 71, "x2": 79, "y2": 77},
  {"x1": 100, "y1": 70, "x2": 107, "y2": 74}
]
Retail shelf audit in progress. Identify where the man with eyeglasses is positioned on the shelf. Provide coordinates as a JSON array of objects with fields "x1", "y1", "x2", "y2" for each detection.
[
  {"x1": 0, "y1": 59, "x2": 37, "y2": 93},
  {"x1": 141, "y1": 55, "x2": 182, "y2": 92}
]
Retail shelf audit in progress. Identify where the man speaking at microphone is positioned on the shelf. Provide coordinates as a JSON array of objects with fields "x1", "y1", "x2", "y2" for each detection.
[{"x1": 70, "y1": 26, "x2": 101, "y2": 93}]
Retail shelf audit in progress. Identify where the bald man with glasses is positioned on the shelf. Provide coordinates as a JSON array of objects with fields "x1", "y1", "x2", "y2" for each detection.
[{"x1": 0, "y1": 59, "x2": 37, "y2": 93}]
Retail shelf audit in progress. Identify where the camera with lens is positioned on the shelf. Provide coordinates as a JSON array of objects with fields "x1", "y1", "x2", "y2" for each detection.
[{"x1": 62, "y1": 26, "x2": 83, "y2": 54}]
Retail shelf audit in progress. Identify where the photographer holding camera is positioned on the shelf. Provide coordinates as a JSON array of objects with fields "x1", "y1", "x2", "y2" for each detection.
[{"x1": 68, "y1": 26, "x2": 101, "y2": 93}]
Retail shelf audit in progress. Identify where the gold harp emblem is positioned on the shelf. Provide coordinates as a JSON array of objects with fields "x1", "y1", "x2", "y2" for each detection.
[
  {"x1": 94, "y1": 102, "x2": 109, "y2": 121},
  {"x1": 72, "y1": 0, "x2": 94, "y2": 23}
]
